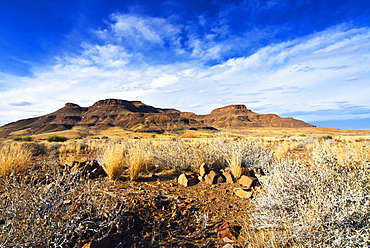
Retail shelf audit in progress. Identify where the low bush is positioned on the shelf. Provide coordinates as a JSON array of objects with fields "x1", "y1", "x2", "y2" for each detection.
[
  {"x1": 46, "y1": 135, "x2": 68, "y2": 142},
  {"x1": 250, "y1": 141, "x2": 370, "y2": 247},
  {"x1": 0, "y1": 169, "x2": 129, "y2": 247},
  {"x1": 12, "y1": 136, "x2": 32, "y2": 141}
]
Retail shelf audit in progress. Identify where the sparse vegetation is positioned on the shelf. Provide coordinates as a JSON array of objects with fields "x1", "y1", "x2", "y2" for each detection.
[
  {"x1": 12, "y1": 136, "x2": 32, "y2": 141},
  {"x1": 248, "y1": 139, "x2": 370, "y2": 247},
  {"x1": 296, "y1": 132, "x2": 306, "y2": 137},
  {"x1": 1, "y1": 135, "x2": 369, "y2": 247},
  {"x1": 97, "y1": 141, "x2": 127, "y2": 180},
  {"x1": 0, "y1": 168, "x2": 131, "y2": 247},
  {"x1": 0, "y1": 142, "x2": 33, "y2": 177},
  {"x1": 46, "y1": 135, "x2": 68, "y2": 142}
]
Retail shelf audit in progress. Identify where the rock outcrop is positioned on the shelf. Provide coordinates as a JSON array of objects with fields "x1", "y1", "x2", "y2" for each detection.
[
  {"x1": 190, "y1": 104, "x2": 313, "y2": 129},
  {"x1": 0, "y1": 99, "x2": 314, "y2": 137}
]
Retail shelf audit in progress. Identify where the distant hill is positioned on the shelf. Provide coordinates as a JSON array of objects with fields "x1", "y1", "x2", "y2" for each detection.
[{"x1": 0, "y1": 99, "x2": 314, "y2": 137}]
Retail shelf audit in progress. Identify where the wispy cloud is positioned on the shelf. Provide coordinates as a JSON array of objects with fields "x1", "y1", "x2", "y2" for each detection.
[
  {"x1": 0, "y1": 14, "x2": 369, "y2": 128},
  {"x1": 7, "y1": 101, "x2": 33, "y2": 107}
]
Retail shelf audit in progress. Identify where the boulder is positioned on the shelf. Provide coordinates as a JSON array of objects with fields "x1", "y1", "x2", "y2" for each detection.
[
  {"x1": 239, "y1": 175, "x2": 259, "y2": 189},
  {"x1": 217, "y1": 174, "x2": 226, "y2": 184},
  {"x1": 214, "y1": 222, "x2": 234, "y2": 240},
  {"x1": 199, "y1": 163, "x2": 209, "y2": 177},
  {"x1": 223, "y1": 171, "x2": 235, "y2": 183},
  {"x1": 204, "y1": 170, "x2": 218, "y2": 184},
  {"x1": 178, "y1": 173, "x2": 199, "y2": 187},
  {"x1": 234, "y1": 188, "x2": 253, "y2": 198},
  {"x1": 241, "y1": 167, "x2": 251, "y2": 176}
]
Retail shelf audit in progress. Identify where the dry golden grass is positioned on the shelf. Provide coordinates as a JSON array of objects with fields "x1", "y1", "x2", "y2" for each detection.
[
  {"x1": 96, "y1": 140, "x2": 156, "y2": 181},
  {"x1": 0, "y1": 142, "x2": 33, "y2": 177},
  {"x1": 128, "y1": 149, "x2": 151, "y2": 181},
  {"x1": 97, "y1": 141, "x2": 127, "y2": 180}
]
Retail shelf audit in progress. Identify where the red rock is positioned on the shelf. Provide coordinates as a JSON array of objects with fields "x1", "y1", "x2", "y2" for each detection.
[
  {"x1": 223, "y1": 237, "x2": 234, "y2": 243},
  {"x1": 205, "y1": 170, "x2": 218, "y2": 184},
  {"x1": 223, "y1": 171, "x2": 235, "y2": 183},
  {"x1": 217, "y1": 174, "x2": 226, "y2": 183},
  {"x1": 214, "y1": 222, "x2": 235, "y2": 240},
  {"x1": 239, "y1": 175, "x2": 259, "y2": 189},
  {"x1": 241, "y1": 167, "x2": 251, "y2": 176},
  {"x1": 234, "y1": 188, "x2": 253, "y2": 198},
  {"x1": 178, "y1": 173, "x2": 199, "y2": 187},
  {"x1": 199, "y1": 163, "x2": 209, "y2": 177}
]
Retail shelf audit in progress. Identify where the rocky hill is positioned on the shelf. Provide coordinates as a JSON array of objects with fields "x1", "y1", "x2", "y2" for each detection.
[{"x1": 0, "y1": 99, "x2": 314, "y2": 137}]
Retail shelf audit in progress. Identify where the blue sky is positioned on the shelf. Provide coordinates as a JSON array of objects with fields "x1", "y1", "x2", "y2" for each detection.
[{"x1": 1, "y1": 0, "x2": 370, "y2": 130}]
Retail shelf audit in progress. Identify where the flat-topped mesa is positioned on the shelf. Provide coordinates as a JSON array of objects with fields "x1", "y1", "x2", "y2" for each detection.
[
  {"x1": 89, "y1": 99, "x2": 161, "y2": 114},
  {"x1": 0, "y1": 99, "x2": 315, "y2": 137},
  {"x1": 210, "y1": 104, "x2": 250, "y2": 114},
  {"x1": 92, "y1": 99, "x2": 133, "y2": 107},
  {"x1": 64, "y1": 103, "x2": 81, "y2": 108}
]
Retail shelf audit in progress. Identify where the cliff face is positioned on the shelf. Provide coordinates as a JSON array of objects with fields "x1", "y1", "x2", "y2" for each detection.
[
  {"x1": 189, "y1": 104, "x2": 313, "y2": 129},
  {"x1": 0, "y1": 100, "x2": 314, "y2": 137}
]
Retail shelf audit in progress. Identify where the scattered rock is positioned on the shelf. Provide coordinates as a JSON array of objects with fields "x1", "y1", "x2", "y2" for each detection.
[
  {"x1": 217, "y1": 174, "x2": 226, "y2": 183},
  {"x1": 205, "y1": 170, "x2": 218, "y2": 184},
  {"x1": 214, "y1": 222, "x2": 235, "y2": 240},
  {"x1": 239, "y1": 175, "x2": 259, "y2": 189},
  {"x1": 222, "y1": 244, "x2": 234, "y2": 248},
  {"x1": 234, "y1": 188, "x2": 253, "y2": 198},
  {"x1": 177, "y1": 173, "x2": 199, "y2": 187},
  {"x1": 241, "y1": 167, "x2": 251, "y2": 176},
  {"x1": 223, "y1": 237, "x2": 234, "y2": 243},
  {"x1": 69, "y1": 160, "x2": 107, "y2": 179},
  {"x1": 199, "y1": 163, "x2": 209, "y2": 177},
  {"x1": 223, "y1": 171, "x2": 235, "y2": 183}
]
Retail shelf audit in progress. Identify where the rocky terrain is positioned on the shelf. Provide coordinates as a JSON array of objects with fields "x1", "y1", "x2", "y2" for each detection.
[
  {"x1": 1, "y1": 133, "x2": 369, "y2": 247},
  {"x1": 0, "y1": 99, "x2": 313, "y2": 137}
]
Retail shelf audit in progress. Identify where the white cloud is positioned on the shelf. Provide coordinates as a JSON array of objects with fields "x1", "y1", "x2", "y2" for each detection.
[
  {"x1": 0, "y1": 18, "x2": 369, "y2": 128},
  {"x1": 150, "y1": 75, "x2": 179, "y2": 88},
  {"x1": 97, "y1": 14, "x2": 184, "y2": 54}
]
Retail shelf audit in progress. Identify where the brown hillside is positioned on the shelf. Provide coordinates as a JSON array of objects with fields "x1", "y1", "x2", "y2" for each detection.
[
  {"x1": 190, "y1": 104, "x2": 314, "y2": 129},
  {"x1": 0, "y1": 99, "x2": 314, "y2": 137}
]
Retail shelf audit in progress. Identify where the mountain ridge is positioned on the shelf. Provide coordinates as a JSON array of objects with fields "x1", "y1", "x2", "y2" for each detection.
[{"x1": 0, "y1": 99, "x2": 314, "y2": 137}]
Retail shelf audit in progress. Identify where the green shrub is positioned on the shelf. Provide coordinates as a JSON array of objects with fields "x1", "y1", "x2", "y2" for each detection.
[
  {"x1": 296, "y1": 133, "x2": 306, "y2": 137},
  {"x1": 22, "y1": 136, "x2": 33, "y2": 141},
  {"x1": 12, "y1": 136, "x2": 33, "y2": 141},
  {"x1": 46, "y1": 135, "x2": 68, "y2": 142},
  {"x1": 101, "y1": 136, "x2": 109, "y2": 139}
]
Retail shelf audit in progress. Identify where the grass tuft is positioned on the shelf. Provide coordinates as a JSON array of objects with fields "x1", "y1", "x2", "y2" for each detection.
[{"x1": 0, "y1": 142, "x2": 33, "y2": 177}]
